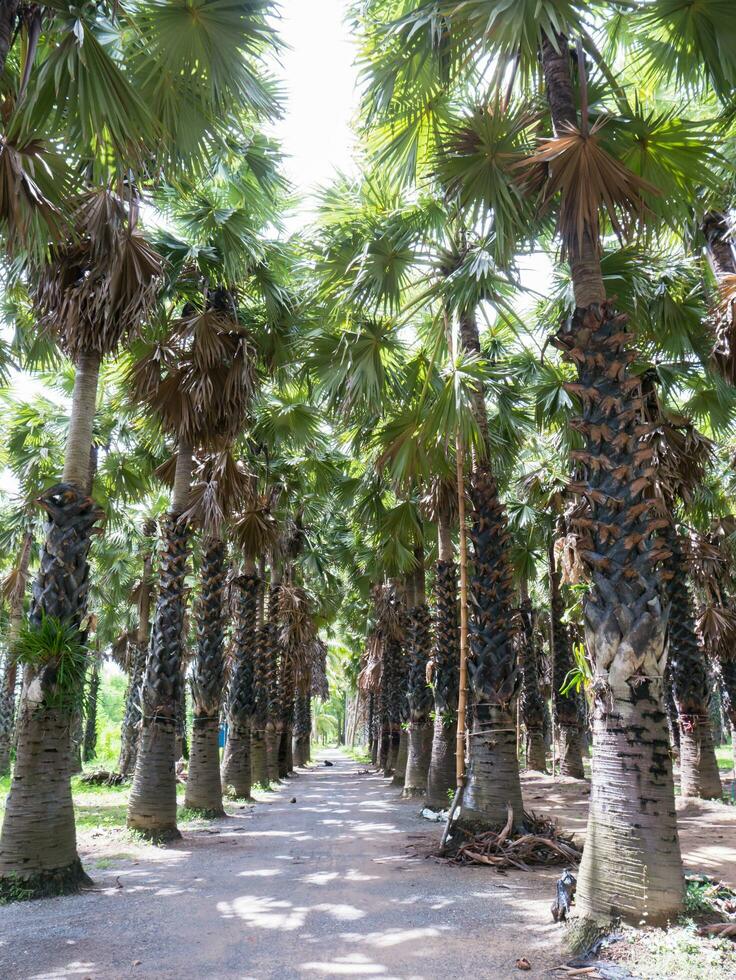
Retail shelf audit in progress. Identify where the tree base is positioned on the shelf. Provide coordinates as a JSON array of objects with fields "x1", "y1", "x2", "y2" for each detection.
[
  {"x1": 564, "y1": 915, "x2": 613, "y2": 956},
  {"x1": 0, "y1": 858, "x2": 92, "y2": 903},
  {"x1": 127, "y1": 824, "x2": 183, "y2": 844},
  {"x1": 400, "y1": 786, "x2": 426, "y2": 800},
  {"x1": 182, "y1": 807, "x2": 225, "y2": 820}
]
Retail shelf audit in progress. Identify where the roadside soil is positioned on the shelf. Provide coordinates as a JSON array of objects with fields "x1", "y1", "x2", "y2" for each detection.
[{"x1": 0, "y1": 749, "x2": 565, "y2": 980}]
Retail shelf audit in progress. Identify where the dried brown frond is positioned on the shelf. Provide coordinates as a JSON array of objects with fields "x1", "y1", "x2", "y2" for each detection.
[
  {"x1": 110, "y1": 629, "x2": 136, "y2": 671},
  {"x1": 129, "y1": 299, "x2": 256, "y2": 448},
  {"x1": 420, "y1": 474, "x2": 462, "y2": 526},
  {"x1": 183, "y1": 451, "x2": 252, "y2": 536},
  {"x1": 518, "y1": 119, "x2": 658, "y2": 256},
  {"x1": 231, "y1": 495, "x2": 280, "y2": 561},
  {"x1": 358, "y1": 630, "x2": 383, "y2": 694},
  {"x1": 36, "y1": 188, "x2": 162, "y2": 358}
]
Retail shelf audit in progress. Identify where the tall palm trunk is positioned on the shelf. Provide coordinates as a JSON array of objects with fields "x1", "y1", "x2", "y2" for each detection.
[
  {"x1": 185, "y1": 536, "x2": 227, "y2": 815},
  {"x1": 667, "y1": 535, "x2": 722, "y2": 798},
  {"x1": 82, "y1": 658, "x2": 100, "y2": 763},
  {"x1": 127, "y1": 440, "x2": 193, "y2": 839},
  {"x1": 264, "y1": 581, "x2": 282, "y2": 784},
  {"x1": 118, "y1": 521, "x2": 156, "y2": 776},
  {"x1": 518, "y1": 593, "x2": 547, "y2": 772},
  {"x1": 426, "y1": 513, "x2": 460, "y2": 807},
  {"x1": 0, "y1": 1, "x2": 20, "y2": 76},
  {"x1": 457, "y1": 309, "x2": 522, "y2": 829},
  {"x1": 403, "y1": 554, "x2": 433, "y2": 798},
  {"x1": 0, "y1": 485, "x2": 99, "y2": 897},
  {"x1": 222, "y1": 569, "x2": 258, "y2": 799},
  {"x1": 0, "y1": 528, "x2": 32, "y2": 776},
  {"x1": 0, "y1": 348, "x2": 103, "y2": 897},
  {"x1": 292, "y1": 693, "x2": 311, "y2": 766},
  {"x1": 251, "y1": 572, "x2": 269, "y2": 787},
  {"x1": 703, "y1": 212, "x2": 736, "y2": 382},
  {"x1": 541, "y1": 32, "x2": 682, "y2": 927},
  {"x1": 549, "y1": 539, "x2": 585, "y2": 777}
]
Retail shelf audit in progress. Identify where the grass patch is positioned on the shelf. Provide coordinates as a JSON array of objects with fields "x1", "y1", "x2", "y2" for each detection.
[
  {"x1": 716, "y1": 743, "x2": 734, "y2": 773},
  {"x1": 345, "y1": 746, "x2": 372, "y2": 765}
]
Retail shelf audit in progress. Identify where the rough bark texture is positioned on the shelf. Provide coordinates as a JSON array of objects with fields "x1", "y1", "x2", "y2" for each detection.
[
  {"x1": 118, "y1": 642, "x2": 146, "y2": 777},
  {"x1": 556, "y1": 303, "x2": 683, "y2": 927},
  {"x1": 222, "y1": 574, "x2": 259, "y2": 799},
  {"x1": 427, "y1": 560, "x2": 460, "y2": 805},
  {"x1": 462, "y1": 464, "x2": 523, "y2": 829},
  {"x1": 262, "y1": 584, "x2": 282, "y2": 784},
  {"x1": 0, "y1": 655, "x2": 17, "y2": 777},
  {"x1": 0, "y1": 529, "x2": 32, "y2": 776},
  {"x1": 0, "y1": 1, "x2": 20, "y2": 76},
  {"x1": 549, "y1": 543, "x2": 586, "y2": 779},
  {"x1": 518, "y1": 600, "x2": 547, "y2": 772},
  {"x1": 0, "y1": 485, "x2": 99, "y2": 897},
  {"x1": 185, "y1": 537, "x2": 227, "y2": 815},
  {"x1": 667, "y1": 535, "x2": 722, "y2": 799},
  {"x1": 82, "y1": 661, "x2": 100, "y2": 763},
  {"x1": 663, "y1": 656, "x2": 681, "y2": 759},
  {"x1": 292, "y1": 693, "x2": 311, "y2": 767},
  {"x1": 703, "y1": 211, "x2": 736, "y2": 383},
  {"x1": 118, "y1": 524, "x2": 156, "y2": 776},
  {"x1": 127, "y1": 515, "x2": 190, "y2": 838},
  {"x1": 403, "y1": 602, "x2": 433, "y2": 798},
  {"x1": 251, "y1": 615, "x2": 270, "y2": 787}
]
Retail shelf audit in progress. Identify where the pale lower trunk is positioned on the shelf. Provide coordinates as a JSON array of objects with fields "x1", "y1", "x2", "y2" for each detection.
[
  {"x1": 251, "y1": 728, "x2": 268, "y2": 787},
  {"x1": 402, "y1": 719, "x2": 432, "y2": 799},
  {"x1": 525, "y1": 729, "x2": 547, "y2": 773},
  {"x1": 557, "y1": 725, "x2": 585, "y2": 778},
  {"x1": 63, "y1": 350, "x2": 101, "y2": 490},
  {"x1": 460, "y1": 706, "x2": 524, "y2": 830},
  {"x1": 0, "y1": 706, "x2": 91, "y2": 896},
  {"x1": 184, "y1": 717, "x2": 224, "y2": 815},
  {"x1": 385, "y1": 728, "x2": 400, "y2": 777},
  {"x1": 222, "y1": 723, "x2": 252, "y2": 800},
  {"x1": 678, "y1": 715, "x2": 722, "y2": 799},
  {"x1": 426, "y1": 715, "x2": 456, "y2": 809},
  {"x1": 391, "y1": 729, "x2": 408, "y2": 787},
  {"x1": 265, "y1": 728, "x2": 280, "y2": 784},
  {"x1": 292, "y1": 734, "x2": 310, "y2": 767},
  {"x1": 576, "y1": 692, "x2": 683, "y2": 926},
  {"x1": 127, "y1": 720, "x2": 180, "y2": 838}
]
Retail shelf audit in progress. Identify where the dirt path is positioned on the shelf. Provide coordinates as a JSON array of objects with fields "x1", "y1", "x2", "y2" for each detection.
[{"x1": 0, "y1": 749, "x2": 565, "y2": 980}]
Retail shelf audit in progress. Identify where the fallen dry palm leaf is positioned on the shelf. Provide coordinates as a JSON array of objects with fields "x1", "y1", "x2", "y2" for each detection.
[{"x1": 440, "y1": 805, "x2": 582, "y2": 871}]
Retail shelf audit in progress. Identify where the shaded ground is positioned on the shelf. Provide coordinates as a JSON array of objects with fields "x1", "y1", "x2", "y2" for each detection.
[
  {"x1": 0, "y1": 749, "x2": 565, "y2": 980},
  {"x1": 522, "y1": 767, "x2": 736, "y2": 889}
]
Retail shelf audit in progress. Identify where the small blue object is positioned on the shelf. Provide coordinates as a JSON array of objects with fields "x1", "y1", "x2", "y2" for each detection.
[{"x1": 218, "y1": 723, "x2": 228, "y2": 749}]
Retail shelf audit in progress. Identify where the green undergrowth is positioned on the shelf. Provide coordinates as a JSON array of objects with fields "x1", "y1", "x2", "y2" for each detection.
[{"x1": 346, "y1": 745, "x2": 372, "y2": 765}]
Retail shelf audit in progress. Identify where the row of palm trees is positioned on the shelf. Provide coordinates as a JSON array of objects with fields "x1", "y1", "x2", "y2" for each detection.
[{"x1": 0, "y1": 0, "x2": 735, "y2": 942}]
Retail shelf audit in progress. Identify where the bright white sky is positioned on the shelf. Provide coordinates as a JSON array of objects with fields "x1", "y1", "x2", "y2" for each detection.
[{"x1": 274, "y1": 0, "x2": 359, "y2": 224}]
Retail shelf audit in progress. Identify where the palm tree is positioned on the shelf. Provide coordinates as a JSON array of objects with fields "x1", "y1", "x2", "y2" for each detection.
[
  {"x1": 118, "y1": 518, "x2": 158, "y2": 777},
  {"x1": 223, "y1": 492, "x2": 279, "y2": 797},
  {"x1": 183, "y1": 453, "x2": 252, "y2": 815},
  {"x1": 402, "y1": 544, "x2": 434, "y2": 797},
  {"x1": 126, "y1": 294, "x2": 256, "y2": 838}
]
